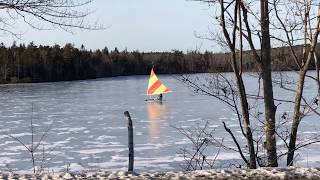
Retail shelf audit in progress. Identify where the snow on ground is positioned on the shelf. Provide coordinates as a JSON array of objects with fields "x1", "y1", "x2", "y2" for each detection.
[{"x1": 1, "y1": 167, "x2": 320, "y2": 179}]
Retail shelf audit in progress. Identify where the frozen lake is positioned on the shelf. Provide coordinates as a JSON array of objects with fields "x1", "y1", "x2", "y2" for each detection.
[{"x1": 0, "y1": 72, "x2": 320, "y2": 172}]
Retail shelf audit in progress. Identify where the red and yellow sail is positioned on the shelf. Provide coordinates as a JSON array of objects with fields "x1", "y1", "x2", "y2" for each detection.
[{"x1": 147, "y1": 68, "x2": 170, "y2": 95}]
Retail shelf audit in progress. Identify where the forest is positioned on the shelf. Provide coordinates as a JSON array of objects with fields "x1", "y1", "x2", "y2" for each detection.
[{"x1": 0, "y1": 42, "x2": 317, "y2": 83}]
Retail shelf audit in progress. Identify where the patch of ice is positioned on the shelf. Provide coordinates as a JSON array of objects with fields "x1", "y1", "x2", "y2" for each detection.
[
  {"x1": 209, "y1": 125, "x2": 219, "y2": 128},
  {"x1": 9, "y1": 132, "x2": 32, "y2": 137},
  {"x1": 52, "y1": 161, "x2": 63, "y2": 164},
  {"x1": 135, "y1": 143, "x2": 168, "y2": 151},
  {"x1": 6, "y1": 145, "x2": 27, "y2": 151},
  {"x1": 51, "y1": 140, "x2": 71, "y2": 147},
  {"x1": 0, "y1": 157, "x2": 18, "y2": 164},
  {"x1": 219, "y1": 117, "x2": 229, "y2": 120},
  {"x1": 74, "y1": 147, "x2": 126, "y2": 154},
  {"x1": 111, "y1": 155, "x2": 127, "y2": 161},
  {"x1": 84, "y1": 141, "x2": 123, "y2": 149},
  {"x1": 0, "y1": 141, "x2": 17, "y2": 146},
  {"x1": 180, "y1": 126, "x2": 190, "y2": 128},
  {"x1": 302, "y1": 131, "x2": 318, "y2": 134},
  {"x1": 217, "y1": 152, "x2": 241, "y2": 160},
  {"x1": 0, "y1": 128, "x2": 10, "y2": 133},
  {"x1": 186, "y1": 118, "x2": 201, "y2": 122},
  {"x1": 0, "y1": 152, "x2": 21, "y2": 156},
  {"x1": 55, "y1": 127, "x2": 86, "y2": 133},
  {"x1": 175, "y1": 139, "x2": 189, "y2": 145},
  {"x1": 56, "y1": 131, "x2": 71, "y2": 135},
  {"x1": 42, "y1": 121, "x2": 53, "y2": 125},
  {"x1": 0, "y1": 135, "x2": 8, "y2": 139},
  {"x1": 7, "y1": 120, "x2": 24, "y2": 124},
  {"x1": 104, "y1": 127, "x2": 126, "y2": 130},
  {"x1": 68, "y1": 163, "x2": 86, "y2": 172},
  {"x1": 96, "y1": 135, "x2": 117, "y2": 141},
  {"x1": 88, "y1": 161, "x2": 127, "y2": 169},
  {"x1": 226, "y1": 124, "x2": 238, "y2": 127}
]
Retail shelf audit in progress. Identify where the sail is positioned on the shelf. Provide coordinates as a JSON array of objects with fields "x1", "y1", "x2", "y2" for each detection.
[{"x1": 147, "y1": 68, "x2": 170, "y2": 95}]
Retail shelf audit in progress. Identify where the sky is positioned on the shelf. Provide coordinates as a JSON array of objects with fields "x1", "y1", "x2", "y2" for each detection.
[{"x1": 0, "y1": 0, "x2": 220, "y2": 52}]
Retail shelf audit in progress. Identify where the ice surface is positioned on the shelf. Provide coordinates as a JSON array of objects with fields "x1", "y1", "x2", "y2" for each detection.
[{"x1": 0, "y1": 72, "x2": 320, "y2": 172}]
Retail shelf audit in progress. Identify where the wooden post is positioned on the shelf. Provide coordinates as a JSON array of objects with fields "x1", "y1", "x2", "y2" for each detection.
[{"x1": 124, "y1": 111, "x2": 134, "y2": 172}]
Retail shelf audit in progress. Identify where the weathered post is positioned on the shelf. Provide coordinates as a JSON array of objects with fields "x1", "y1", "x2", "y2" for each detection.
[{"x1": 124, "y1": 111, "x2": 134, "y2": 172}]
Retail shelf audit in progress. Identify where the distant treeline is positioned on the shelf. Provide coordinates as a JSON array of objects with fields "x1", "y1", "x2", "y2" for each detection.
[{"x1": 0, "y1": 42, "x2": 318, "y2": 83}]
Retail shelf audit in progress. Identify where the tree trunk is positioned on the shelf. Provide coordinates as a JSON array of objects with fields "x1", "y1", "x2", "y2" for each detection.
[
  {"x1": 236, "y1": 75, "x2": 257, "y2": 169},
  {"x1": 287, "y1": 6, "x2": 320, "y2": 165},
  {"x1": 231, "y1": 51, "x2": 256, "y2": 168},
  {"x1": 260, "y1": 0, "x2": 278, "y2": 167},
  {"x1": 314, "y1": 53, "x2": 320, "y2": 96},
  {"x1": 236, "y1": 1, "x2": 256, "y2": 168},
  {"x1": 286, "y1": 76, "x2": 303, "y2": 165},
  {"x1": 220, "y1": 0, "x2": 256, "y2": 168},
  {"x1": 287, "y1": 55, "x2": 310, "y2": 166}
]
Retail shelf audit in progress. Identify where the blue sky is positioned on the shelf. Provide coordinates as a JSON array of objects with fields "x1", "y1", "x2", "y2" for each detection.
[{"x1": 0, "y1": 0, "x2": 219, "y2": 52}]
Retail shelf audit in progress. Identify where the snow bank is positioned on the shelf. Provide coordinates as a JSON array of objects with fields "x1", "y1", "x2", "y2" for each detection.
[{"x1": 1, "y1": 167, "x2": 320, "y2": 179}]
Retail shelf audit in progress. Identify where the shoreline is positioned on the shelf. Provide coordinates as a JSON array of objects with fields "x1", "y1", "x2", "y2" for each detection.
[{"x1": 0, "y1": 69, "x2": 315, "y2": 86}]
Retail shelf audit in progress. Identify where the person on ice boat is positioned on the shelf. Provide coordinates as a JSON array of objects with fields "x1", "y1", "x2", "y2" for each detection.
[
  {"x1": 146, "y1": 68, "x2": 170, "y2": 102},
  {"x1": 157, "y1": 93, "x2": 163, "y2": 101}
]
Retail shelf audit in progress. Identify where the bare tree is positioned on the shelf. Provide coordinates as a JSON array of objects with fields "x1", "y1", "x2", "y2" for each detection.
[
  {"x1": 0, "y1": 0, "x2": 103, "y2": 37},
  {"x1": 220, "y1": 0, "x2": 257, "y2": 168},
  {"x1": 185, "y1": 0, "x2": 320, "y2": 168},
  {"x1": 5, "y1": 104, "x2": 56, "y2": 174},
  {"x1": 187, "y1": 0, "x2": 278, "y2": 168},
  {"x1": 270, "y1": 0, "x2": 320, "y2": 166},
  {"x1": 259, "y1": 0, "x2": 278, "y2": 167},
  {"x1": 174, "y1": 122, "x2": 223, "y2": 170}
]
